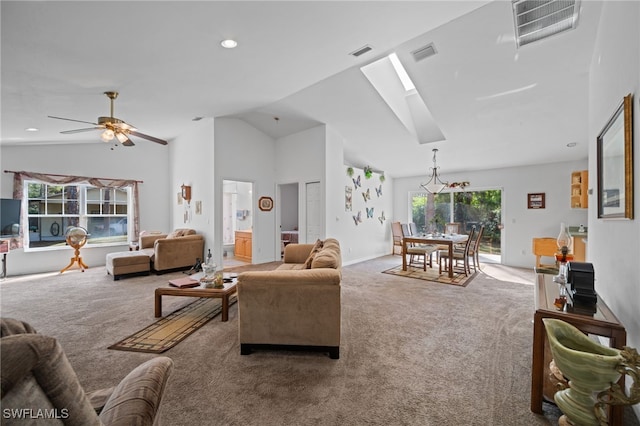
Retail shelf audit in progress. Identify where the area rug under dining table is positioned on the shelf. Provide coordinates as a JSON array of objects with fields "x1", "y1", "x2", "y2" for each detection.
[{"x1": 382, "y1": 265, "x2": 477, "y2": 287}]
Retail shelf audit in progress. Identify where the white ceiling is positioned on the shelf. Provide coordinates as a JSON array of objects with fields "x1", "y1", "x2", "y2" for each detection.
[{"x1": 1, "y1": 1, "x2": 602, "y2": 178}]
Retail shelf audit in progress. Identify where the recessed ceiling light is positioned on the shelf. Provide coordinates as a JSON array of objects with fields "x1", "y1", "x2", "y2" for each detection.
[
  {"x1": 567, "y1": 142, "x2": 577, "y2": 147},
  {"x1": 25, "y1": 127, "x2": 39, "y2": 132},
  {"x1": 221, "y1": 39, "x2": 238, "y2": 49}
]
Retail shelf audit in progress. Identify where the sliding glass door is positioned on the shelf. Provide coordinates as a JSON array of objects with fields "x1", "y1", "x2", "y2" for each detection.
[{"x1": 410, "y1": 189, "x2": 502, "y2": 256}]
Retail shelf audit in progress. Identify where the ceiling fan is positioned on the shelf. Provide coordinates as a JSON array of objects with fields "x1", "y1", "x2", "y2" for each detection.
[{"x1": 48, "y1": 91, "x2": 168, "y2": 146}]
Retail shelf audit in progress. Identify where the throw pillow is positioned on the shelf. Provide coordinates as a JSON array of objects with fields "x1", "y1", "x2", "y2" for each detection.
[
  {"x1": 310, "y1": 249, "x2": 339, "y2": 269},
  {"x1": 304, "y1": 239, "x2": 324, "y2": 269}
]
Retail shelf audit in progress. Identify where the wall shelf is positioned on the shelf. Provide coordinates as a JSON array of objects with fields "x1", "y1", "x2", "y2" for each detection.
[{"x1": 570, "y1": 170, "x2": 588, "y2": 209}]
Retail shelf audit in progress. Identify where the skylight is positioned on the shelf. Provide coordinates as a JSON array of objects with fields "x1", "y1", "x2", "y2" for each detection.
[
  {"x1": 361, "y1": 53, "x2": 444, "y2": 144},
  {"x1": 388, "y1": 53, "x2": 415, "y2": 92}
]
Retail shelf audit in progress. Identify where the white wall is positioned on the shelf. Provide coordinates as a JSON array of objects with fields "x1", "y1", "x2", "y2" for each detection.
[
  {"x1": 168, "y1": 118, "x2": 216, "y2": 263},
  {"x1": 275, "y1": 125, "x2": 326, "y2": 244},
  {"x1": 393, "y1": 160, "x2": 589, "y2": 268},
  {"x1": 0, "y1": 142, "x2": 170, "y2": 275},
  {"x1": 326, "y1": 126, "x2": 394, "y2": 264},
  {"x1": 214, "y1": 118, "x2": 277, "y2": 265},
  {"x1": 587, "y1": 0, "x2": 640, "y2": 399}
]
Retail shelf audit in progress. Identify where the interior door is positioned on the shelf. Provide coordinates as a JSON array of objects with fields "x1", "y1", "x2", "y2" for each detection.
[{"x1": 305, "y1": 181, "x2": 321, "y2": 243}]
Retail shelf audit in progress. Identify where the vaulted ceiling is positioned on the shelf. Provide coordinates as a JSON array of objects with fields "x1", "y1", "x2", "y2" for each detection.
[{"x1": 1, "y1": 1, "x2": 601, "y2": 178}]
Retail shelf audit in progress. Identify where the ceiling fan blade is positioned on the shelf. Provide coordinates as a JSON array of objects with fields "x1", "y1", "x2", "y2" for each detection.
[
  {"x1": 60, "y1": 127, "x2": 103, "y2": 134},
  {"x1": 129, "y1": 130, "x2": 168, "y2": 145},
  {"x1": 48, "y1": 116, "x2": 99, "y2": 126}
]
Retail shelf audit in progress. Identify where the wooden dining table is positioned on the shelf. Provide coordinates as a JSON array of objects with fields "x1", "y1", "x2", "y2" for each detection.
[{"x1": 402, "y1": 234, "x2": 469, "y2": 278}]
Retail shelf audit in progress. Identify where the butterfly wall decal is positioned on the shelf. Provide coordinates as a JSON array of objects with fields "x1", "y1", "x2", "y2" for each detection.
[
  {"x1": 352, "y1": 211, "x2": 362, "y2": 226},
  {"x1": 375, "y1": 185, "x2": 382, "y2": 197},
  {"x1": 366, "y1": 207, "x2": 374, "y2": 218},
  {"x1": 378, "y1": 211, "x2": 386, "y2": 224},
  {"x1": 353, "y1": 175, "x2": 361, "y2": 189},
  {"x1": 362, "y1": 188, "x2": 370, "y2": 202}
]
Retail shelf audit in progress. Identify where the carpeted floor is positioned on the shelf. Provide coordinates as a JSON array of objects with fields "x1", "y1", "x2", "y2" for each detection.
[{"x1": 1, "y1": 256, "x2": 638, "y2": 425}]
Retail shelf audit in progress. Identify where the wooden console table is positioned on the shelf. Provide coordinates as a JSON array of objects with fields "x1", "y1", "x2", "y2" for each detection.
[{"x1": 531, "y1": 273, "x2": 627, "y2": 426}]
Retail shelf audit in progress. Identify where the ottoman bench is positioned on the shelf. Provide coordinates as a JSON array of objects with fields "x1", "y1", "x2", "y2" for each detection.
[{"x1": 106, "y1": 251, "x2": 151, "y2": 280}]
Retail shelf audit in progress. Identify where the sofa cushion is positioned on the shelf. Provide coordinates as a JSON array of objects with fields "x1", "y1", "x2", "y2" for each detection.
[
  {"x1": 304, "y1": 239, "x2": 324, "y2": 269},
  {"x1": 311, "y1": 239, "x2": 341, "y2": 269},
  {"x1": 276, "y1": 263, "x2": 307, "y2": 271},
  {"x1": 166, "y1": 228, "x2": 195, "y2": 239}
]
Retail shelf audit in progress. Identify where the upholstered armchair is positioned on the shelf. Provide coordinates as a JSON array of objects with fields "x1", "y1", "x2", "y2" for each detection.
[
  {"x1": 1, "y1": 318, "x2": 174, "y2": 426},
  {"x1": 139, "y1": 229, "x2": 204, "y2": 273}
]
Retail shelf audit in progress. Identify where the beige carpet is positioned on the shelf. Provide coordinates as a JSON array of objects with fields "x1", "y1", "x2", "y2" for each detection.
[
  {"x1": 1, "y1": 256, "x2": 638, "y2": 426},
  {"x1": 109, "y1": 297, "x2": 236, "y2": 353},
  {"x1": 107, "y1": 262, "x2": 278, "y2": 353},
  {"x1": 382, "y1": 265, "x2": 477, "y2": 287}
]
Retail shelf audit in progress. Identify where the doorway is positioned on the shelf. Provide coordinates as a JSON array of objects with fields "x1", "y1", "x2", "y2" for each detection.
[
  {"x1": 222, "y1": 180, "x2": 253, "y2": 268},
  {"x1": 306, "y1": 181, "x2": 322, "y2": 243},
  {"x1": 278, "y1": 183, "x2": 299, "y2": 256}
]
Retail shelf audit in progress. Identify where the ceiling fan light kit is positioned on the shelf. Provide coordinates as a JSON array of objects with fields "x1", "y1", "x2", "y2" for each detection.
[{"x1": 48, "y1": 91, "x2": 168, "y2": 147}]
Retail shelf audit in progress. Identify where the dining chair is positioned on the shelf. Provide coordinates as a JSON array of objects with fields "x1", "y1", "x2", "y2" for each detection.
[
  {"x1": 401, "y1": 223, "x2": 411, "y2": 238},
  {"x1": 439, "y1": 227, "x2": 476, "y2": 276},
  {"x1": 391, "y1": 222, "x2": 403, "y2": 255},
  {"x1": 445, "y1": 222, "x2": 461, "y2": 234},
  {"x1": 403, "y1": 223, "x2": 437, "y2": 271},
  {"x1": 466, "y1": 225, "x2": 485, "y2": 272}
]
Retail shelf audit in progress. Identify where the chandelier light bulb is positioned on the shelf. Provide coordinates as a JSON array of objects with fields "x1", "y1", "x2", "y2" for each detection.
[
  {"x1": 115, "y1": 132, "x2": 128, "y2": 143},
  {"x1": 100, "y1": 129, "x2": 115, "y2": 142}
]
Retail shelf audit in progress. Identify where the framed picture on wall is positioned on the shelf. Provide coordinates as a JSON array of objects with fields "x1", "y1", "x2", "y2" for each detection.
[
  {"x1": 597, "y1": 93, "x2": 634, "y2": 219},
  {"x1": 527, "y1": 193, "x2": 545, "y2": 209},
  {"x1": 258, "y1": 196, "x2": 273, "y2": 212}
]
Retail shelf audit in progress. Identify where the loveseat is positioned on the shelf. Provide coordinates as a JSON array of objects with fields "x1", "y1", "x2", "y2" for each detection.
[
  {"x1": 139, "y1": 228, "x2": 204, "y2": 273},
  {"x1": 0, "y1": 318, "x2": 174, "y2": 425},
  {"x1": 237, "y1": 238, "x2": 342, "y2": 359}
]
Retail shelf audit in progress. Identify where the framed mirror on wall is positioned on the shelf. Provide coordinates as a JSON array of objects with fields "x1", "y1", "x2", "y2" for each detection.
[{"x1": 597, "y1": 93, "x2": 634, "y2": 219}]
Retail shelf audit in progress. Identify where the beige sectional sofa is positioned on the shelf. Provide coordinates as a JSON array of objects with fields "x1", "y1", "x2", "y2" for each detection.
[
  {"x1": 139, "y1": 229, "x2": 204, "y2": 273},
  {"x1": 237, "y1": 238, "x2": 342, "y2": 359}
]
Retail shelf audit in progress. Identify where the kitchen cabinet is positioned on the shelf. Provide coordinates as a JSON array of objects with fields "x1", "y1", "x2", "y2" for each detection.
[{"x1": 234, "y1": 230, "x2": 252, "y2": 262}]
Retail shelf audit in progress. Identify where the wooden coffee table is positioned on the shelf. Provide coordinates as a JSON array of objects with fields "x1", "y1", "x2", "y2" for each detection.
[{"x1": 154, "y1": 279, "x2": 238, "y2": 322}]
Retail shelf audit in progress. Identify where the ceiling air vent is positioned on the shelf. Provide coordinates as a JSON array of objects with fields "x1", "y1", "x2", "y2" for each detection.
[
  {"x1": 513, "y1": 0, "x2": 580, "y2": 48},
  {"x1": 411, "y1": 43, "x2": 437, "y2": 62},
  {"x1": 350, "y1": 45, "x2": 373, "y2": 58}
]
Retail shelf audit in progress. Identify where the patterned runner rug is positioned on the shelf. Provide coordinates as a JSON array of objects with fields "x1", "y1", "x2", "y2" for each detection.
[
  {"x1": 109, "y1": 296, "x2": 236, "y2": 353},
  {"x1": 382, "y1": 265, "x2": 477, "y2": 287}
]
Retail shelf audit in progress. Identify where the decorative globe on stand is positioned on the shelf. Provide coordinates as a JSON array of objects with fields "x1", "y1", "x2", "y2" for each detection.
[{"x1": 60, "y1": 226, "x2": 89, "y2": 273}]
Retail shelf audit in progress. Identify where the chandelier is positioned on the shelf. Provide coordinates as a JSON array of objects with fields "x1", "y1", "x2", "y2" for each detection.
[{"x1": 420, "y1": 148, "x2": 448, "y2": 194}]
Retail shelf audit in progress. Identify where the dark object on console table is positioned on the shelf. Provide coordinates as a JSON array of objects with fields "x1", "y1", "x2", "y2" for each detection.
[{"x1": 567, "y1": 261, "x2": 597, "y2": 303}]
